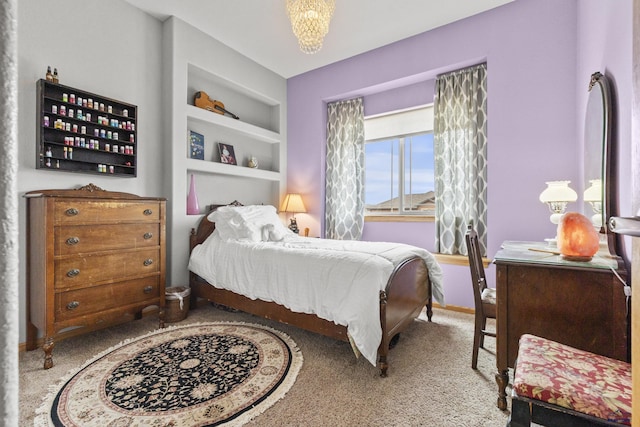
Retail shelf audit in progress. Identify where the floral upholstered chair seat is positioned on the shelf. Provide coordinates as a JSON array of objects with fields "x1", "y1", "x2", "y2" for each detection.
[{"x1": 512, "y1": 334, "x2": 631, "y2": 425}]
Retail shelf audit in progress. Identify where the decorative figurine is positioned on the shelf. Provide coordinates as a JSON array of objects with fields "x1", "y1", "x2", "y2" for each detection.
[{"x1": 288, "y1": 217, "x2": 299, "y2": 234}]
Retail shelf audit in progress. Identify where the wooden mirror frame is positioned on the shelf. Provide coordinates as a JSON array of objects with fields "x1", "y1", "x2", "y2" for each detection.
[{"x1": 585, "y1": 71, "x2": 622, "y2": 258}]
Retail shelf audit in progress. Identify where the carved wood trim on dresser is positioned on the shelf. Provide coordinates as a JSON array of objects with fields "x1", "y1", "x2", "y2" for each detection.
[{"x1": 25, "y1": 184, "x2": 166, "y2": 369}]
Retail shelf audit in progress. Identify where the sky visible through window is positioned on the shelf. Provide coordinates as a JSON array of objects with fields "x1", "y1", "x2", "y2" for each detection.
[{"x1": 365, "y1": 133, "x2": 434, "y2": 206}]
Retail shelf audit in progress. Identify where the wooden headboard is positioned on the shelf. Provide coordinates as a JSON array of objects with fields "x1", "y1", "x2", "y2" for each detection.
[{"x1": 189, "y1": 200, "x2": 243, "y2": 252}]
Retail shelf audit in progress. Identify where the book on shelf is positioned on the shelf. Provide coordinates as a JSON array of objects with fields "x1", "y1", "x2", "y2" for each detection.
[{"x1": 189, "y1": 130, "x2": 204, "y2": 160}]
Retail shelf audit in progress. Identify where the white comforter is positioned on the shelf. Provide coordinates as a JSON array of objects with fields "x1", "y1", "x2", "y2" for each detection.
[{"x1": 188, "y1": 233, "x2": 444, "y2": 366}]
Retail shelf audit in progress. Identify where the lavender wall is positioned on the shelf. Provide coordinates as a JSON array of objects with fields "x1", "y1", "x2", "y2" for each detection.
[
  {"x1": 363, "y1": 80, "x2": 435, "y2": 117},
  {"x1": 287, "y1": 0, "x2": 631, "y2": 309}
]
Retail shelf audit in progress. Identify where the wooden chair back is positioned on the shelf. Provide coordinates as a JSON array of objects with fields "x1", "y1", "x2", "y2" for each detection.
[
  {"x1": 465, "y1": 221, "x2": 496, "y2": 369},
  {"x1": 465, "y1": 222, "x2": 487, "y2": 311}
]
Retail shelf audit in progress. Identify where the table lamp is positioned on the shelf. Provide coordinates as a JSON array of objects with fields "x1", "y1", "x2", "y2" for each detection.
[
  {"x1": 539, "y1": 181, "x2": 577, "y2": 243},
  {"x1": 280, "y1": 193, "x2": 306, "y2": 233},
  {"x1": 583, "y1": 179, "x2": 602, "y2": 228}
]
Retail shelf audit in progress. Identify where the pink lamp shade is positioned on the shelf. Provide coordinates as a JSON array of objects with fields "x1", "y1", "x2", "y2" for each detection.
[{"x1": 557, "y1": 212, "x2": 600, "y2": 261}]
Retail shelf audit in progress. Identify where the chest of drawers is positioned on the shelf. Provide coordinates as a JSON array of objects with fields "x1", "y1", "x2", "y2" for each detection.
[{"x1": 25, "y1": 184, "x2": 166, "y2": 369}]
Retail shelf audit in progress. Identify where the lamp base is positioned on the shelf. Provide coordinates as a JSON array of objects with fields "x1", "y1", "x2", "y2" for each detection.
[
  {"x1": 288, "y1": 217, "x2": 299, "y2": 234},
  {"x1": 561, "y1": 254, "x2": 593, "y2": 262}
]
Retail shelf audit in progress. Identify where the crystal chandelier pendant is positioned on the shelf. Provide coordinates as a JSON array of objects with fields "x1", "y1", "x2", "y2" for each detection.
[{"x1": 287, "y1": 0, "x2": 335, "y2": 54}]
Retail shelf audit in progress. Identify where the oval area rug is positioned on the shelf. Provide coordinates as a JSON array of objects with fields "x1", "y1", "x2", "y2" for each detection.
[{"x1": 35, "y1": 322, "x2": 303, "y2": 427}]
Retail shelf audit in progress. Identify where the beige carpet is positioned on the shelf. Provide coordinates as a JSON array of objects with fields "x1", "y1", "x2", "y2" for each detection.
[{"x1": 20, "y1": 305, "x2": 511, "y2": 426}]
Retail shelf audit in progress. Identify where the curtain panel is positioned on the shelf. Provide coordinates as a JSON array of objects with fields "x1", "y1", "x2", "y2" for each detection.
[
  {"x1": 434, "y1": 63, "x2": 488, "y2": 256},
  {"x1": 325, "y1": 98, "x2": 365, "y2": 240}
]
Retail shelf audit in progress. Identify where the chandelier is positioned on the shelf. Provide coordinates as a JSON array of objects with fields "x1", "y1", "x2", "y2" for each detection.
[{"x1": 286, "y1": 0, "x2": 335, "y2": 54}]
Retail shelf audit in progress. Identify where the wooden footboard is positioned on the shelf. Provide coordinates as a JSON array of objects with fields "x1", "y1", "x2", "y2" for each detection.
[
  {"x1": 189, "y1": 210, "x2": 433, "y2": 376},
  {"x1": 378, "y1": 256, "x2": 432, "y2": 376}
]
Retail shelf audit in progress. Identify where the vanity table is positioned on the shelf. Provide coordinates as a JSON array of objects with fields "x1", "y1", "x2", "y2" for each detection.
[{"x1": 493, "y1": 241, "x2": 628, "y2": 410}]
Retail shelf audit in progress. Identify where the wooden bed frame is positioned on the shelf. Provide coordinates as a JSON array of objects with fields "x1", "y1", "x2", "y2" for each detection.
[{"x1": 189, "y1": 206, "x2": 434, "y2": 376}]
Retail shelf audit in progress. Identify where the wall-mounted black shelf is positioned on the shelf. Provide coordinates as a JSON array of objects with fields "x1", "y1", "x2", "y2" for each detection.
[{"x1": 37, "y1": 79, "x2": 138, "y2": 177}]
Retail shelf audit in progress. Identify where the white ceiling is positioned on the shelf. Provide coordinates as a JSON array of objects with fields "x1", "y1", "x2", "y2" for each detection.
[{"x1": 122, "y1": 0, "x2": 513, "y2": 79}]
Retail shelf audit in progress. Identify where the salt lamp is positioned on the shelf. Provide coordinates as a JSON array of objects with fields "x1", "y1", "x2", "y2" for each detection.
[{"x1": 557, "y1": 212, "x2": 600, "y2": 261}]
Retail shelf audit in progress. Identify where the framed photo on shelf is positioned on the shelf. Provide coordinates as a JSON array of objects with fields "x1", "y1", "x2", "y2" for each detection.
[
  {"x1": 218, "y1": 143, "x2": 237, "y2": 165},
  {"x1": 189, "y1": 130, "x2": 204, "y2": 160}
]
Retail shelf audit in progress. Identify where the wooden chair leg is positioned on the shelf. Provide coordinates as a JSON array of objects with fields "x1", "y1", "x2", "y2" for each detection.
[
  {"x1": 472, "y1": 317, "x2": 482, "y2": 369},
  {"x1": 508, "y1": 398, "x2": 532, "y2": 427},
  {"x1": 479, "y1": 316, "x2": 487, "y2": 348}
]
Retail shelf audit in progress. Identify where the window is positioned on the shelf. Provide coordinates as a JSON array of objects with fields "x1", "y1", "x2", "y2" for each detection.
[{"x1": 364, "y1": 106, "x2": 434, "y2": 216}]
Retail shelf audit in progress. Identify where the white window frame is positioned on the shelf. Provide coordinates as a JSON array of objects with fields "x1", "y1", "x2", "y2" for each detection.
[{"x1": 364, "y1": 105, "x2": 434, "y2": 217}]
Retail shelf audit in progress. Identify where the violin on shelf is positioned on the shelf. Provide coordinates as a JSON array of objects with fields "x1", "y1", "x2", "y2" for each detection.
[{"x1": 194, "y1": 91, "x2": 240, "y2": 120}]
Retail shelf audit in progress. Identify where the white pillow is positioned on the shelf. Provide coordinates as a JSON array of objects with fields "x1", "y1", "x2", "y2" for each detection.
[
  {"x1": 207, "y1": 208, "x2": 246, "y2": 241},
  {"x1": 233, "y1": 205, "x2": 291, "y2": 242},
  {"x1": 207, "y1": 205, "x2": 291, "y2": 242},
  {"x1": 207, "y1": 205, "x2": 243, "y2": 223}
]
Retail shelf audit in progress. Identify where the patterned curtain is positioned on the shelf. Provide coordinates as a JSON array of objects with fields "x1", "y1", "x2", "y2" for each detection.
[
  {"x1": 325, "y1": 98, "x2": 365, "y2": 240},
  {"x1": 434, "y1": 63, "x2": 488, "y2": 256}
]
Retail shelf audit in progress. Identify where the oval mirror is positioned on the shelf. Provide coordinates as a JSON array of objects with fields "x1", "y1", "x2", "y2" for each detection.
[{"x1": 583, "y1": 71, "x2": 619, "y2": 256}]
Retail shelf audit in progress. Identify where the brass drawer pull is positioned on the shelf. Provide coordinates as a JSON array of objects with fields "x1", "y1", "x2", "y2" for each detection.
[
  {"x1": 143, "y1": 259, "x2": 153, "y2": 266},
  {"x1": 143, "y1": 232, "x2": 153, "y2": 240},
  {"x1": 66, "y1": 237, "x2": 80, "y2": 245},
  {"x1": 143, "y1": 209, "x2": 153, "y2": 216},
  {"x1": 66, "y1": 269, "x2": 80, "y2": 277},
  {"x1": 143, "y1": 285, "x2": 154, "y2": 294},
  {"x1": 65, "y1": 208, "x2": 79, "y2": 216},
  {"x1": 66, "y1": 301, "x2": 80, "y2": 310}
]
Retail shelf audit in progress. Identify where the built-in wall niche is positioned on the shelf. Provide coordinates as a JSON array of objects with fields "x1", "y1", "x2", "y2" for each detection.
[
  {"x1": 187, "y1": 63, "x2": 280, "y2": 134},
  {"x1": 165, "y1": 16, "x2": 286, "y2": 287},
  {"x1": 187, "y1": 118, "x2": 280, "y2": 172},
  {"x1": 185, "y1": 172, "x2": 280, "y2": 215}
]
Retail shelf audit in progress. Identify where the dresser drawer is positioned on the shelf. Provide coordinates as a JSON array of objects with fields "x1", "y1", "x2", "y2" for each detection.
[
  {"x1": 55, "y1": 224, "x2": 160, "y2": 255},
  {"x1": 54, "y1": 200, "x2": 161, "y2": 224},
  {"x1": 55, "y1": 248, "x2": 160, "y2": 289},
  {"x1": 55, "y1": 276, "x2": 160, "y2": 321}
]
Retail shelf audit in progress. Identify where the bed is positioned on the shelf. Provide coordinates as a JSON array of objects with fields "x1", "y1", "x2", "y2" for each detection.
[{"x1": 188, "y1": 203, "x2": 445, "y2": 376}]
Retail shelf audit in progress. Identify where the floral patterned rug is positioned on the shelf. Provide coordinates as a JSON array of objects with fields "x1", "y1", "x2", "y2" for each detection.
[{"x1": 35, "y1": 322, "x2": 303, "y2": 426}]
